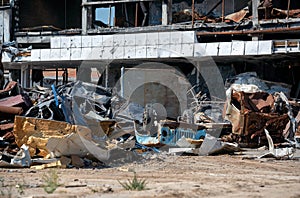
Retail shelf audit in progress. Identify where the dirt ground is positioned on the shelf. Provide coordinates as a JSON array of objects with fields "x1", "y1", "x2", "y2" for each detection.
[{"x1": 0, "y1": 154, "x2": 300, "y2": 198}]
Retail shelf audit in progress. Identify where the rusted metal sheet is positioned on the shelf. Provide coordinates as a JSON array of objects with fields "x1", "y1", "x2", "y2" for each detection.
[
  {"x1": 0, "y1": 95, "x2": 24, "y2": 107},
  {"x1": 225, "y1": 9, "x2": 248, "y2": 23},
  {"x1": 225, "y1": 90, "x2": 289, "y2": 147},
  {"x1": 272, "y1": 8, "x2": 300, "y2": 18},
  {"x1": 0, "y1": 81, "x2": 18, "y2": 97},
  {"x1": 0, "y1": 106, "x2": 23, "y2": 115},
  {"x1": 0, "y1": 123, "x2": 14, "y2": 130}
]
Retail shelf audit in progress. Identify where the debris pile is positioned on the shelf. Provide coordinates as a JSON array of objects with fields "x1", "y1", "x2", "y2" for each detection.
[
  {"x1": 0, "y1": 72, "x2": 299, "y2": 169},
  {"x1": 0, "y1": 81, "x2": 32, "y2": 156}
]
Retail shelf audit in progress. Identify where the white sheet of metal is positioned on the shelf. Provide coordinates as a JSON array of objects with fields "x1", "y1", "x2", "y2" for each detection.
[
  {"x1": 50, "y1": 49, "x2": 61, "y2": 60},
  {"x1": 70, "y1": 36, "x2": 82, "y2": 48},
  {"x1": 50, "y1": 37, "x2": 61, "y2": 49},
  {"x1": 81, "y1": 48, "x2": 92, "y2": 59},
  {"x1": 82, "y1": 36, "x2": 92, "y2": 48},
  {"x1": 169, "y1": 44, "x2": 181, "y2": 57},
  {"x1": 90, "y1": 47, "x2": 103, "y2": 60},
  {"x1": 31, "y1": 49, "x2": 41, "y2": 61},
  {"x1": 113, "y1": 34, "x2": 125, "y2": 47},
  {"x1": 124, "y1": 34, "x2": 135, "y2": 46},
  {"x1": 102, "y1": 47, "x2": 113, "y2": 59},
  {"x1": 258, "y1": 40, "x2": 272, "y2": 55},
  {"x1": 136, "y1": 46, "x2": 147, "y2": 58},
  {"x1": 194, "y1": 43, "x2": 207, "y2": 57},
  {"x1": 61, "y1": 37, "x2": 71, "y2": 49},
  {"x1": 146, "y1": 46, "x2": 158, "y2": 58},
  {"x1": 181, "y1": 43, "x2": 194, "y2": 57},
  {"x1": 158, "y1": 44, "x2": 171, "y2": 58},
  {"x1": 146, "y1": 32, "x2": 159, "y2": 46},
  {"x1": 71, "y1": 48, "x2": 82, "y2": 60},
  {"x1": 205, "y1": 42, "x2": 219, "y2": 56},
  {"x1": 182, "y1": 31, "x2": 195, "y2": 44},
  {"x1": 102, "y1": 35, "x2": 114, "y2": 47},
  {"x1": 218, "y1": 42, "x2": 232, "y2": 56},
  {"x1": 135, "y1": 33, "x2": 147, "y2": 46},
  {"x1": 113, "y1": 46, "x2": 124, "y2": 59},
  {"x1": 158, "y1": 32, "x2": 171, "y2": 45},
  {"x1": 40, "y1": 49, "x2": 51, "y2": 61},
  {"x1": 231, "y1": 41, "x2": 245, "y2": 56},
  {"x1": 170, "y1": 31, "x2": 182, "y2": 44},
  {"x1": 60, "y1": 49, "x2": 70, "y2": 60},
  {"x1": 91, "y1": 35, "x2": 103, "y2": 47},
  {"x1": 245, "y1": 41, "x2": 258, "y2": 55},
  {"x1": 124, "y1": 46, "x2": 136, "y2": 59}
]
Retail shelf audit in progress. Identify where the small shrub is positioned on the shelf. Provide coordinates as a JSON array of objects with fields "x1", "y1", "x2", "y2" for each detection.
[
  {"x1": 118, "y1": 172, "x2": 147, "y2": 191},
  {"x1": 42, "y1": 169, "x2": 60, "y2": 194}
]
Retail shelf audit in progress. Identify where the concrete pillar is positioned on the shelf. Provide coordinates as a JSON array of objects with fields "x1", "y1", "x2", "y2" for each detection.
[
  {"x1": 162, "y1": 0, "x2": 172, "y2": 25},
  {"x1": 82, "y1": 0, "x2": 88, "y2": 35},
  {"x1": 21, "y1": 64, "x2": 30, "y2": 88},
  {"x1": 252, "y1": 0, "x2": 259, "y2": 28},
  {"x1": 162, "y1": 0, "x2": 168, "y2": 25},
  {"x1": 252, "y1": 0, "x2": 260, "y2": 41}
]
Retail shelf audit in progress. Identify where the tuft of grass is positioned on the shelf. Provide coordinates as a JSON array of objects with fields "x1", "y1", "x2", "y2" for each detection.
[
  {"x1": 42, "y1": 169, "x2": 60, "y2": 194},
  {"x1": 118, "y1": 172, "x2": 147, "y2": 191}
]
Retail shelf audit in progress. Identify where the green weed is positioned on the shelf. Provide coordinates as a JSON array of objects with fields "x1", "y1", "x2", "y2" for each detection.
[{"x1": 118, "y1": 172, "x2": 147, "y2": 191}]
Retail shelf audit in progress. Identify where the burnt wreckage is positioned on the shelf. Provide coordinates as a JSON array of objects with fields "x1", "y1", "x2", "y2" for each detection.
[{"x1": 0, "y1": 0, "x2": 300, "y2": 167}]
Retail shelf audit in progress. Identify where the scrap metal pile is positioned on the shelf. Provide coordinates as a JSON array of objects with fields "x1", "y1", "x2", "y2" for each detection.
[
  {"x1": 0, "y1": 72, "x2": 299, "y2": 168},
  {"x1": 173, "y1": 0, "x2": 300, "y2": 24}
]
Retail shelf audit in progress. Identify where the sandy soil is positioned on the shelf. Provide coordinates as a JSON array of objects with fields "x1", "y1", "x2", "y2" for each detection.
[{"x1": 0, "y1": 154, "x2": 300, "y2": 198}]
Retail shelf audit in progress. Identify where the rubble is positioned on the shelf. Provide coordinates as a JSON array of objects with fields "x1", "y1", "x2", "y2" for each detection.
[{"x1": 0, "y1": 71, "x2": 298, "y2": 169}]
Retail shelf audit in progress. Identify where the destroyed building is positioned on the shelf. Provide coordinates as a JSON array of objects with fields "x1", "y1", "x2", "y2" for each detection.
[{"x1": 1, "y1": 0, "x2": 300, "y2": 167}]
